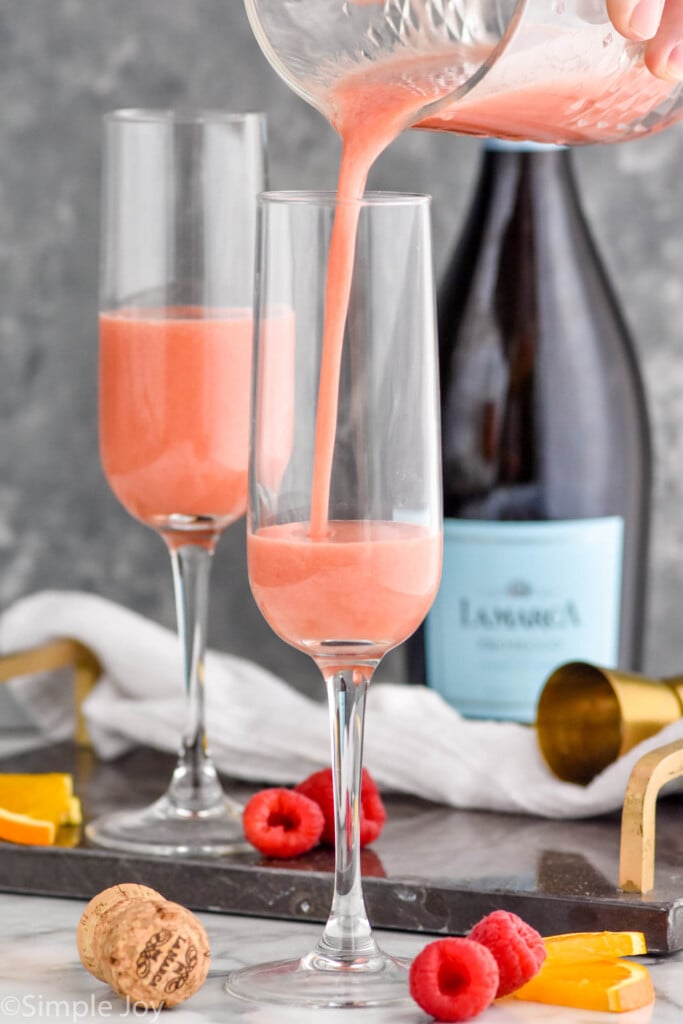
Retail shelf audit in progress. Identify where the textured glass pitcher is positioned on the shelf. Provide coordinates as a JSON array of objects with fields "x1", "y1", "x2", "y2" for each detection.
[{"x1": 244, "y1": 0, "x2": 683, "y2": 144}]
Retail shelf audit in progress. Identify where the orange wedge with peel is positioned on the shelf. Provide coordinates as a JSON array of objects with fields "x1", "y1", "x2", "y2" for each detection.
[
  {"x1": 0, "y1": 807, "x2": 56, "y2": 846},
  {"x1": 544, "y1": 931, "x2": 648, "y2": 961},
  {"x1": 512, "y1": 956, "x2": 654, "y2": 1012},
  {"x1": 0, "y1": 772, "x2": 76, "y2": 827}
]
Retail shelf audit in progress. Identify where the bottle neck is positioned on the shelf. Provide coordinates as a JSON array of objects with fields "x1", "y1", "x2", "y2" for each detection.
[{"x1": 479, "y1": 138, "x2": 575, "y2": 199}]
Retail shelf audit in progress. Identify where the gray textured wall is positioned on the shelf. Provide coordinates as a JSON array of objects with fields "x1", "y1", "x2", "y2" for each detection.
[{"x1": 0, "y1": 1, "x2": 682, "y2": 699}]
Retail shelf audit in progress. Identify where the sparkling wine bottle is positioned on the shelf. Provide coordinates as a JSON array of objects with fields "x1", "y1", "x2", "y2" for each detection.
[{"x1": 408, "y1": 140, "x2": 651, "y2": 722}]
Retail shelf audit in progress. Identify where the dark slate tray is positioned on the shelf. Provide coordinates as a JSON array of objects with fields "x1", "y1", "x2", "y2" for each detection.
[{"x1": 1, "y1": 742, "x2": 682, "y2": 952}]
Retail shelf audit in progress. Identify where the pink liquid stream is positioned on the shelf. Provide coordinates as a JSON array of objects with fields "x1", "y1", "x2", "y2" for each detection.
[{"x1": 309, "y1": 53, "x2": 673, "y2": 538}]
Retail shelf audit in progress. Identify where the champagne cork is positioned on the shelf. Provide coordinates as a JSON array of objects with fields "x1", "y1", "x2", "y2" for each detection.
[
  {"x1": 77, "y1": 883, "x2": 162, "y2": 981},
  {"x1": 77, "y1": 886, "x2": 210, "y2": 1009}
]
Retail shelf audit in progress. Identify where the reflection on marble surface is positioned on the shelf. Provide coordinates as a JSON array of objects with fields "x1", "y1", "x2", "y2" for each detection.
[{"x1": 0, "y1": 893, "x2": 681, "y2": 1022}]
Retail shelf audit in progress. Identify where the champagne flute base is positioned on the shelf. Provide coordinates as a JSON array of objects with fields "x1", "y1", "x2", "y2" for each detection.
[
  {"x1": 85, "y1": 792, "x2": 247, "y2": 857},
  {"x1": 225, "y1": 949, "x2": 412, "y2": 1008}
]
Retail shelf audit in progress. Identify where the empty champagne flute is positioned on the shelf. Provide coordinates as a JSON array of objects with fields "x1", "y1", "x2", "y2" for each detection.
[
  {"x1": 88, "y1": 109, "x2": 269, "y2": 856},
  {"x1": 226, "y1": 191, "x2": 442, "y2": 1006}
]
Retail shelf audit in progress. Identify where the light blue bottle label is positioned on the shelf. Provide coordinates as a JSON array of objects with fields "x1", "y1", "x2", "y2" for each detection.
[{"x1": 424, "y1": 517, "x2": 624, "y2": 722}]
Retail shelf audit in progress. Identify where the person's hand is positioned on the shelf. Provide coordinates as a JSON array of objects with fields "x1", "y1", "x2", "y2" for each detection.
[{"x1": 606, "y1": 0, "x2": 683, "y2": 79}]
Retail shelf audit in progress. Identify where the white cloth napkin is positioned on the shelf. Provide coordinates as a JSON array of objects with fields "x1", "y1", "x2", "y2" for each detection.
[{"x1": 1, "y1": 589, "x2": 682, "y2": 819}]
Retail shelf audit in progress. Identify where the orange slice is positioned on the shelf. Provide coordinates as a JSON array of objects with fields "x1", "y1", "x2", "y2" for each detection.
[
  {"x1": 55, "y1": 825, "x2": 82, "y2": 849},
  {"x1": 0, "y1": 807, "x2": 56, "y2": 846},
  {"x1": 512, "y1": 957, "x2": 654, "y2": 1013},
  {"x1": 0, "y1": 773, "x2": 74, "y2": 827},
  {"x1": 545, "y1": 931, "x2": 647, "y2": 961},
  {"x1": 64, "y1": 795, "x2": 82, "y2": 826}
]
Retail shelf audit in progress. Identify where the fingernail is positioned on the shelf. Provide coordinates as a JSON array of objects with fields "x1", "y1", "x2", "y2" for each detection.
[
  {"x1": 628, "y1": 0, "x2": 663, "y2": 38},
  {"x1": 666, "y1": 44, "x2": 683, "y2": 79}
]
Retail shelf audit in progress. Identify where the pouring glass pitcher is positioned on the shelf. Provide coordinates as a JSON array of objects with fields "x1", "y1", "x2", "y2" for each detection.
[{"x1": 244, "y1": 0, "x2": 683, "y2": 145}]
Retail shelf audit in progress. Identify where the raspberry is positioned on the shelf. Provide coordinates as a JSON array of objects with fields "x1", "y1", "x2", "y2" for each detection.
[
  {"x1": 295, "y1": 767, "x2": 386, "y2": 847},
  {"x1": 243, "y1": 788, "x2": 324, "y2": 859},
  {"x1": 468, "y1": 910, "x2": 546, "y2": 997},
  {"x1": 409, "y1": 938, "x2": 499, "y2": 1022}
]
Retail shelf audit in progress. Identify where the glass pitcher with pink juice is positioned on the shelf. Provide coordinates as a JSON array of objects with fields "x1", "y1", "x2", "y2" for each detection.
[{"x1": 244, "y1": 0, "x2": 683, "y2": 146}]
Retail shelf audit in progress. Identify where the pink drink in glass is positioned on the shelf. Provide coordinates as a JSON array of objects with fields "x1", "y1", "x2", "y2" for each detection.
[
  {"x1": 100, "y1": 307, "x2": 295, "y2": 532},
  {"x1": 249, "y1": 520, "x2": 442, "y2": 659}
]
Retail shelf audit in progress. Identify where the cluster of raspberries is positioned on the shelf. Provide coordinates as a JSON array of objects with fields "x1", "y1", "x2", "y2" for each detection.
[
  {"x1": 409, "y1": 910, "x2": 546, "y2": 1021},
  {"x1": 242, "y1": 767, "x2": 386, "y2": 858}
]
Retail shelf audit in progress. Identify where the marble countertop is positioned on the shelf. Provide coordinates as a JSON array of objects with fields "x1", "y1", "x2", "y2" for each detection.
[{"x1": 0, "y1": 892, "x2": 680, "y2": 1023}]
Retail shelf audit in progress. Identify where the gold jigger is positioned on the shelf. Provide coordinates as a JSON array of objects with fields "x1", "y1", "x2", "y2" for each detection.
[{"x1": 536, "y1": 662, "x2": 683, "y2": 785}]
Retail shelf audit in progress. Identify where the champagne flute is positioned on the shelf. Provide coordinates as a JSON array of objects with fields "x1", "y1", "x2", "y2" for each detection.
[
  {"x1": 226, "y1": 191, "x2": 442, "y2": 1006},
  {"x1": 87, "y1": 109, "x2": 268, "y2": 856}
]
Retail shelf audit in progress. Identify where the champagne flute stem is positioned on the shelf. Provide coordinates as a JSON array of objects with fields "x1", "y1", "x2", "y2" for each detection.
[
  {"x1": 316, "y1": 667, "x2": 380, "y2": 962},
  {"x1": 166, "y1": 541, "x2": 225, "y2": 814}
]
